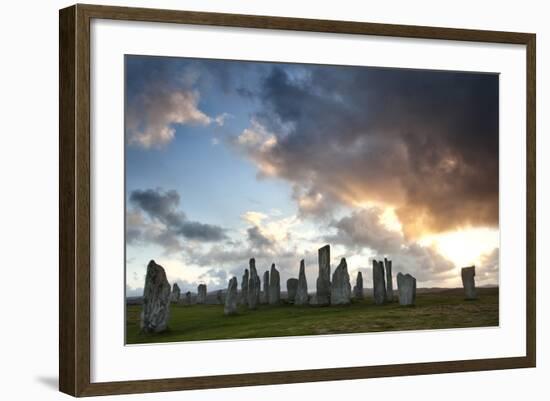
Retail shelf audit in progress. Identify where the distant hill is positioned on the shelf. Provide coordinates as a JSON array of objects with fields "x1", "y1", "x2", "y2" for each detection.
[{"x1": 126, "y1": 286, "x2": 498, "y2": 305}]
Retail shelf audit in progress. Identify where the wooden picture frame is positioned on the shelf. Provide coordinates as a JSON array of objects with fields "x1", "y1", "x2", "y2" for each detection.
[{"x1": 59, "y1": 3, "x2": 536, "y2": 397}]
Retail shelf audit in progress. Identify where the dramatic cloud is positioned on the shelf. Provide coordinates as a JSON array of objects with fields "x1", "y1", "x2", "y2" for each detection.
[
  {"x1": 247, "y1": 226, "x2": 275, "y2": 250},
  {"x1": 125, "y1": 55, "x2": 267, "y2": 149},
  {"x1": 234, "y1": 66, "x2": 499, "y2": 238},
  {"x1": 124, "y1": 56, "x2": 250, "y2": 149},
  {"x1": 125, "y1": 57, "x2": 499, "y2": 290},
  {"x1": 127, "y1": 188, "x2": 227, "y2": 253},
  {"x1": 326, "y1": 207, "x2": 456, "y2": 284},
  {"x1": 126, "y1": 88, "x2": 212, "y2": 149},
  {"x1": 477, "y1": 247, "x2": 499, "y2": 286},
  {"x1": 173, "y1": 210, "x2": 311, "y2": 288}
]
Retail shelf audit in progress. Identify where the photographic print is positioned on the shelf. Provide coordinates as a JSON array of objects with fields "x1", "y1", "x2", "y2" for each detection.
[{"x1": 124, "y1": 55, "x2": 499, "y2": 344}]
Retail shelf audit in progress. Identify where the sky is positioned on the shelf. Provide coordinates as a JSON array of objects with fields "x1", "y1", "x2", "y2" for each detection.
[{"x1": 125, "y1": 55, "x2": 499, "y2": 296}]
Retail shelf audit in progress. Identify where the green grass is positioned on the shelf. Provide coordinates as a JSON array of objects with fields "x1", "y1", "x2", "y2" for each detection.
[{"x1": 126, "y1": 287, "x2": 498, "y2": 344}]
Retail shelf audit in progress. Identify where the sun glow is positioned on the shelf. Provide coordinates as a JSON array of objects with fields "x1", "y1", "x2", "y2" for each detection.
[
  {"x1": 379, "y1": 207, "x2": 403, "y2": 232},
  {"x1": 419, "y1": 227, "x2": 499, "y2": 268}
]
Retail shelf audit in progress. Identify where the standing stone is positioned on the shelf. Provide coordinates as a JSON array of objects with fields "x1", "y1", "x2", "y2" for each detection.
[
  {"x1": 397, "y1": 273, "x2": 417, "y2": 306},
  {"x1": 262, "y1": 270, "x2": 270, "y2": 304},
  {"x1": 295, "y1": 259, "x2": 309, "y2": 306},
  {"x1": 240, "y1": 269, "x2": 249, "y2": 306},
  {"x1": 171, "y1": 283, "x2": 181, "y2": 303},
  {"x1": 372, "y1": 260, "x2": 387, "y2": 305},
  {"x1": 216, "y1": 290, "x2": 224, "y2": 305},
  {"x1": 287, "y1": 278, "x2": 298, "y2": 303},
  {"x1": 248, "y1": 258, "x2": 261, "y2": 309},
  {"x1": 269, "y1": 263, "x2": 281, "y2": 305},
  {"x1": 308, "y1": 294, "x2": 319, "y2": 306},
  {"x1": 140, "y1": 260, "x2": 171, "y2": 333},
  {"x1": 224, "y1": 277, "x2": 238, "y2": 315},
  {"x1": 331, "y1": 258, "x2": 351, "y2": 305},
  {"x1": 184, "y1": 291, "x2": 192, "y2": 305},
  {"x1": 316, "y1": 245, "x2": 331, "y2": 306},
  {"x1": 461, "y1": 266, "x2": 477, "y2": 300},
  {"x1": 353, "y1": 271, "x2": 364, "y2": 300},
  {"x1": 197, "y1": 284, "x2": 207, "y2": 304},
  {"x1": 385, "y1": 258, "x2": 394, "y2": 302}
]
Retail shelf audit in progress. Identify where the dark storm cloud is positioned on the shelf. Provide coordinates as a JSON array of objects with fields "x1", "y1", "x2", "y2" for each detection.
[
  {"x1": 235, "y1": 64, "x2": 499, "y2": 237},
  {"x1": 128, "y1": 189, "x2": 227, "y2": 251},
  {"x1": 326, "y1": 207, "x2": 455, "y2": 283},
  {"x1": 125, "y1": 55, "x2": 264, "y2": 102},
  {"x1": 177, "y1": 221, "x2": 227, "y2": 241},
  {"x1": 130, "y1": 189, "x2": 185, "y2": 225}
]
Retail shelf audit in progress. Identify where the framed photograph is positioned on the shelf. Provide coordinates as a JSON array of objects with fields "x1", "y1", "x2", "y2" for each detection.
[{"x1": 59, "y1": 4, "x2": 536, "y2": 397}]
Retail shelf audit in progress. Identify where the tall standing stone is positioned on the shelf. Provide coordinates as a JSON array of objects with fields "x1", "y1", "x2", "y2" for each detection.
[
  {"x1": 397, "y1": 273, "x2": 416, "y2": 306},
  {"x1": 241, "y1": 269, "x2": 249, "y2": 306},
  {"x1": 269, "y1": 264, "x2": 281, "y2": 305},
  {"x1": 385, "y1": 258, "x2": 394, "y2": 302},
  {"x1": 461, "y1": 266, "x2": 477, "y2": 300},
  {"x1": 316, "y1": 245, "x2": 331, "y2": 306},
  {"x1": 248, "y1": 258, "x2": 260, "y2": 309},
  {"x1": 353, "y1": 271, "x2": 364, "y2": 300},
  {"x1": 308, "y1": 294, "x2": 319, "y2": 306},
  {"x1": 295, "y1": 259, "x2": 309, "y2": 306},
  {"x1": 372, "y1": 260, "x2": 387, "y2": 305},
  {"x1": 171, "y1": 283, "x2": 181, "y2": 303},
  {"x1": 224, "y1": 277, "x2": 238, "y2": 315},
  {"x1": 197, "y1": 284, "x2": 207, "y2": 304},
  {"x1": 140, "y1": 260, "x2": 171, "y2": 333},
  {"x1": 262, "y1": 270, "x2": 270, "y2": 304},
  {"x1": 287, "y1": 278, "x2": 298, "y2": 303},
  {"x1": 331, "y1": 258, "x2": 351, "y2": 305}
]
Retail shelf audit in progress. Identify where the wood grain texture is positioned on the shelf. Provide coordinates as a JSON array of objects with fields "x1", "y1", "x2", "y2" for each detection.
[
  {"x1": 525, "y1": 34, "x2": 536, "y2": 367},
  {"x1": 59, "y1": 3, "x2": 536, "y2": 397},
  {"x1": 59, "y1": 5, "x2": 76, "y2": 396}
]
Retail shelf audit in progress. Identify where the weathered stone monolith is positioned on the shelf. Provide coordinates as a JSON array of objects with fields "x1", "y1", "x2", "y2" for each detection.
[
  {"x1": 308, "y1": 294, "x2": 319, "y2": 306},
  {"x1": 197, "y1": 284, "x2": 207, "y2": 304},
  {"x1": 316, "y1": 245, "x2": 331, "y2": 306},
  {"x1": 224, "y1": 277, "x2": 238, "y2": 315},
  {"x1": 269, "y1": 264, "x2": 281, "y2": 305},
  {"x1": 248, "y1": 258, "x2": 260, "y2": 309},
  {"x1": 331, "y1": 258, "x2": 351, "y2": 305},
  {"x1": 461, "y1": 266, "x2": 477, "y2": 300},
  {"x1": 397, "y1": 273, "x2": 416, "y2": 306},
  {"x1": 216, "y1": 290, "x2": 224, "y2": 305},
  {"x1": 140, "y1": 260, "x2": 171, "y2": 333},
  {"x1": 262, "y1": 270, "x2": 270, "y2": 304},
  {"x1": 353, "y1": 271, "x2": 364, "y2": 300},
  {"x1": 240, "y1": 269, "x2": 249, "y2": 306},
  {"x1": 171, "y1": 282, "x2": 181, "y2": 303},
  {"x1": 295, "y1": 259, "x2": 309, "y2": 306},
  {"x1": 287, "y1": 278, "x2": 298, "y2": 303},
  {"x1": 372, "y1": 260, "x2": 387, "y2": 305},
  {"x1": 385, "y1": 258, "x2": 394, "y2": 302}
]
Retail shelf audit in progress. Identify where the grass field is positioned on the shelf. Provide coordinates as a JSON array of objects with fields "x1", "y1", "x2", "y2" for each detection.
[{"x1": 126, "y1": 287, "x2": 498, "y2": 344}]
